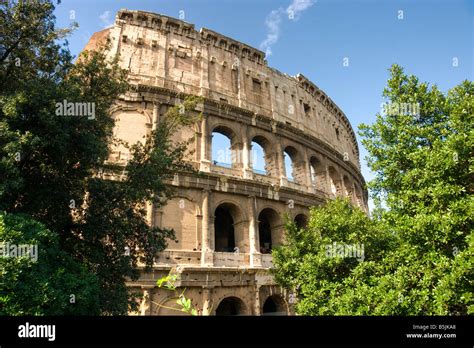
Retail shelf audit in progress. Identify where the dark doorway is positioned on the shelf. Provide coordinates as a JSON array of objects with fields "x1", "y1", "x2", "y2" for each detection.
[
  {"x1": 215, "y1": 297, "x2": 245, "y2": 316},
  {"x1": 263, "y1": 297, "x2": 277, "y2": 312},
  {"x1": 294, "y1": 214, "x2": 308, "y2": 229},
  {"x1": 215, "y1": 207, "x2": 235, "y2": 252},
  {"x1": 262, "y1": 296, "x2": 286, "y2": 316},
  {"x1": 258, "y1": 214, "x2": 272, "y2": 254}
]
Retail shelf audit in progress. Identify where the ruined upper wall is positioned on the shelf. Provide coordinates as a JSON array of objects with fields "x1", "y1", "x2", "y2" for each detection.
[{"x1": 94, "y1": 9, "x2": 361, "y2": 168}]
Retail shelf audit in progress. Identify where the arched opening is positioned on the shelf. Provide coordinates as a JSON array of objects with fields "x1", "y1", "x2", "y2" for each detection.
[
  {"x1": 310, "y1": 165, "x2": 316, "y2": 184},
  {"x1": 258, "y1": 214, "x2": 272, "y2": 254},
  {"x1": 251, "y1": 135, "x2": 274, "y2": 177},
  {"x1": 355, "y1": 184, "x2": 363, "y2": 208},
  {"x1": 262, "y1": 295, "x2": 287, "y2": 315},
  {"x1": 284, "y1": 149, "x2": 294, "y2": 182},
  {"x1": 258, "y1": 208, "x2": 282, "y2": 254},
  {"x1": 294, "y1": 214, "x2": 308, "y2": 229},
  {"x1": 214, "y1": 206, "x2": 235, "y2": 252},
  {"x1": 328, "y1": 166, "x2": 342, "y2": 196},
  {"x1": 213, "y1": 202, "x2": 248, "y2": 252},
  {"x1": 309, "y1": 156, "x2": 325, "y2": 190},
  {"x1": 343, "y1": 175, "x2": 354, "y2": 201},
  {"x1": 212, "y1": 132, "x2": 231, "y2": 168},
  {"x1": 283, "y1": 146, "x2": 305, "y2": 184},
  {"x1": 250, "y1": 141, "x2": 266, "y2": 175},
  {"x1": 215, "y1": 297, "x2": 247, "y2": 316},
  {"x1": 211, "y1": 126, "x2": 242, "y2": 168}
]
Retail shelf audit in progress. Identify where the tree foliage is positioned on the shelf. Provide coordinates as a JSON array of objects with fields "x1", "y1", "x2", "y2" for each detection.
[
  {"x1": 1, "y1": 0, "x2": 200, "y2": 314},
  {"x1": 273, "y1": 65, "x2": 473, "y2": 315},
  {"x1": 0, "y1": 212, "x2": 100, "y2": 315}
]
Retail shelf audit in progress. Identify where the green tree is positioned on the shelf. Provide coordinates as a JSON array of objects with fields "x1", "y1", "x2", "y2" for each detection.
[
  {"x1": 1, "y1": 0, "x2": 200, "y2": 314},
  {"x1": 0, "y1": 212, "x2": 100, "y2": 315},
  {"x1": 273, "y1": 65, "x2": 473, "y2": 315}
]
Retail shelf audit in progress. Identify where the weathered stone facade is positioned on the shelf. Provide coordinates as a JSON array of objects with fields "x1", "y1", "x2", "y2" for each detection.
[{"x1": 84, "y1": 9, "x2": 368, "y2": 315}]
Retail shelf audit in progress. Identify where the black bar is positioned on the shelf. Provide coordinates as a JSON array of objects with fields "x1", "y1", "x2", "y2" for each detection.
[{"x1": 0, "y1": 316, "x2": 472, "y2": 346}]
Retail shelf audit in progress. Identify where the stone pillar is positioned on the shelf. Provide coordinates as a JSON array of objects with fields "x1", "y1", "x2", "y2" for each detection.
[
  {"x1": 152, "y1": 102, "x2": 160, "y2": 131},
  {"x1": 269, "y1": 80, "x2": 278, "y2": 121},
  {"x1": 254, "y1": 285, "x2": 261, "y2": 315},
  {"x1": 202, "y1": 287, "x2": 213, "y2": 315},
  {"x1": 146, "y1": 202, "x2": 154, "y2": 227},
  {"x1": 277, "y1": 142, "x2": 287, "y2": 186},
  {"x1": 325, "y1": 165, "x2": 333, "y2": 197},
  {"x1": 352, "y1": 182, "x2": 357, "y2": 205},
  {"x1": 201, "y1": 189, "x2": 213, "y2": 266},
  {"x1": 248, "y1": 195, "x2": 262, "y2": 267},
  {"x1": 146, "y1": 102, "x2": 161, "y2": 224},
  {"x1": 200, "y1": 117, "x2": 211, "y2": 172},
  {"x1": 242, "y1": 127, "x2": 253, "y2": 179},
  {"x1": 304, "y1": 150, "x2": 313, "y2": 191},
  {"x1": 155, "y1": 210, "x2": 164, "y2": 228},
  {"x1": 157, "y1": 23, "x2": 168, "y2": 85},
  {"x1": 340, "y1": 174, "x2": 346, "y2": 198},
  {"x1": 199, "y1": 45, "x2": 210, "y2": 96}
]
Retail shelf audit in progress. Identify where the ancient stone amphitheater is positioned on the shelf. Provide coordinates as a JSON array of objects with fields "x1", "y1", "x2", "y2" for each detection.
[{"x1": 85, "y1": 9, "x2": 368, "y2": 316}]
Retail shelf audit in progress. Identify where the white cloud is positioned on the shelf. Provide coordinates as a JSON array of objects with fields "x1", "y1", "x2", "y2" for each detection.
[
  {"x1": 286, "y1": 0, "x2": 315, "y2": 21},
  {"x1": 260, "y1": 9, "x2": 283, "y2": 57},
  {"x1": 259, "y1": 0, "x2": 315, "y2": 56},
  {"x1": 99, "y1": 10, "x2": 114, "y2": 29}
]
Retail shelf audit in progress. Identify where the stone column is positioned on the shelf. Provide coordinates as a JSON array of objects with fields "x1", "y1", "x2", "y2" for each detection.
[
  {"x1": 325, "y1": 165, "x2": 333, "y2": 197},
  {"x1": 152, "y1": 102, "x2": 160, "y2": 131},
  {"x1": 199, "y1": 45, "x2": 210, "y2": 97},
  {"x1": 277, "y1": 142, "x2": 287, "y2": 186},
  {"x1": 201, "y1": 189, "x2": 213, "y2": 266},
  {"x1": 157, "y1": 23, "x2": 168, "y2": 85},
  {"x1": 146, "y1": 102, "x2": 161, "y2": 224},
  {"x1": 304, "y1": 150, "x2": 313, "y2": 192},
  {"x1": 352, "y1": 182, "x2": 357, "y2": 205},
  {"x1": 202, "y1": 287, "x2": 213, "y2": 315},
  {"x1": 269, "y1": 80, "x2": 278, "y2": 121},
  {"x1": 254, "y1": 285, "x2": 261, "y2": 315},
  {"x1": 340, "y1": 174, "x2": 346, "y2": 198},
  {"x1": 248, "y1": 195, "x2": 262, "y2": 267},
  {"x1": 146, "y1": 202, "x2": 154, "y2": 227},
  {"x1": 155, "y1": 210, "x2": 164, "y2": 228},
  {"x1": 242, "y1": 126, "x2": 253, "y2": 179},
  {"x1": 199, "y1": 117, "x2": 211, "y2": 172}
]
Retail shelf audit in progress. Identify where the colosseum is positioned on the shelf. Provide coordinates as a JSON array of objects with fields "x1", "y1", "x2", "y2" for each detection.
[{"x1": 85, "y1": 9, "x2": 368, "y2": 316}]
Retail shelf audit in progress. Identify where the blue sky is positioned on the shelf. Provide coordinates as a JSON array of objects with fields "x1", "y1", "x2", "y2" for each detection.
[{"x1": 54, "y1": 0, "x2": 473, "y2": 209}]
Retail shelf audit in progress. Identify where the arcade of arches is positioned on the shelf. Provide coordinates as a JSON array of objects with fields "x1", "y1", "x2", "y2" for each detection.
[{"x1": 205, "y1": 119, "x2": 366, "y2": 209}]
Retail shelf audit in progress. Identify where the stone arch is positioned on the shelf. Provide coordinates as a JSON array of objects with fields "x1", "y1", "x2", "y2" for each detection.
[
  {"x1": 328, "y1": 166, "x2": 343, "y2": 197},
  {"x1": 309, "y1": 155, "x2": 326, "y2": 191},
  {"x1": 211, "y1": 124, "x2": 238, "y2": 168},
  {"x1": 213, "y1": 201, "x2": 248, "y2": 252},
  {"x1": 343, "y1": 174, "x2": 354, "y2": 202},
  {"x1": 258, "y1": 207, "x2": 284, "y2": 253},
  {"x1": 283, "y1": 145, "x2": 305, "y2": 185},
  {"x1": 262, "y1": 295, "x2": 287, "y2": 315},
  {"x1": 160, "y1": 197, "x2": 198, "y2": 250},
  {"x1": 294, "y1": 213, "x2": 308, "y2": 229},
  {"x1": 354, "y1": 183, "x2": 364, "y2": 208},
  {"x1": 215, "y1": 296, "x2": 248, "y2": 316},
  {"x1": 251, "y1": 134, "x2": 275, "y2": 176}
]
